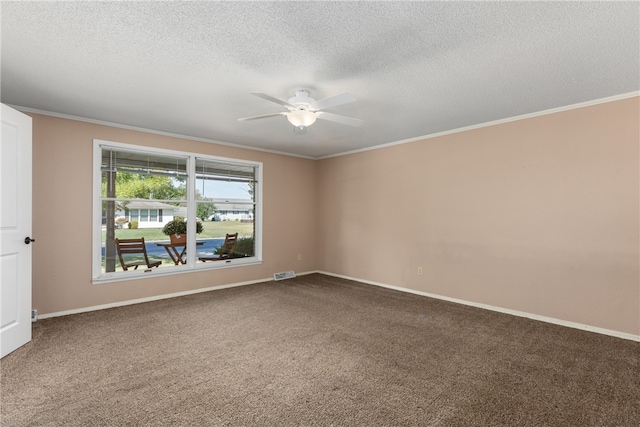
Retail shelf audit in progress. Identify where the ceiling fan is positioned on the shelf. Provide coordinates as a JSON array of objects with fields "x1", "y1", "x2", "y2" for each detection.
[{"x1": 238, "y1": 90, "x2": 363, "y2": 132}]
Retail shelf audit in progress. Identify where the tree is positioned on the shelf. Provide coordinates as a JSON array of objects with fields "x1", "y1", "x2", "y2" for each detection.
[
  {"x1": 196, "y1": 196, "x2": 216, "y2": 220},
  {"x1": 112, "y1": 173, "x2": 185, "y2": 200},
  {"x1": 104, "y1": 172, "x2": 215, "y2": 219}
]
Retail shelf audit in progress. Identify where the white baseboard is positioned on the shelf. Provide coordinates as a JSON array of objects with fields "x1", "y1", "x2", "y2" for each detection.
[
  {"x1": 37, "y1": 270, "x2": 640, "y2": 342},
  {"x1": 318, "y1": 271, "x2": 640, "y2": 342},
  {"x1": 38, "y1": 270, "x2": 317, "y2": 320}
]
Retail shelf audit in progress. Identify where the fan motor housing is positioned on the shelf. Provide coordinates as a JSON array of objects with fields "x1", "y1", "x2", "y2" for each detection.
[{"x1": 288, "y1": 90, "x2": 315, "y2": 108}]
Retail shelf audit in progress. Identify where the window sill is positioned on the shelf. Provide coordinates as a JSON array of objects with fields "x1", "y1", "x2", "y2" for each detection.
[{"x1": 92, "y1": 258, "x2": 263, "y2": 285}]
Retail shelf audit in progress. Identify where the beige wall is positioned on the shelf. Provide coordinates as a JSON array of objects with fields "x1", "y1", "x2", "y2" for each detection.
[
  {"x1": 318, "y1": 97, "x2": 640, "y2": 336},
  {"x1": 31, "y1": 114, "x2": 318, "y2": 314},
  {"x1": 29, "y1": 97, "x2": 639, "y2": 337}
]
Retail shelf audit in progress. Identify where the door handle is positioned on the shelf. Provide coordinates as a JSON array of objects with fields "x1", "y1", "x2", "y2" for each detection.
[{"x1": 24, "y1": 237, "x2": 35, "y2": 244}]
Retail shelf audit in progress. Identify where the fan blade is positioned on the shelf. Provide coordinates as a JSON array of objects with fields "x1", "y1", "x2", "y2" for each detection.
[
  {"x1": 316, "y1": 111, "x2": 363, "y2": 127},
  {"x1": 238, "y1": 112, "x2": 286, "y2": 121},
  {"x1": 251, "y1": 92, "x2": 295, "y2": 109},
  {"x1": 312, "y1": 92, "x2": 357, "y2": 111}
]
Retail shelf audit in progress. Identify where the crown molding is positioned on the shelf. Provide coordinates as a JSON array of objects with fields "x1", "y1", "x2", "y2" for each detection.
[
  {"x1": 6, "y1": 104, "x2": 316, "y2": 160},
  {"x1": 319, "y1": 91, "x2": 640, "y2": 160}
]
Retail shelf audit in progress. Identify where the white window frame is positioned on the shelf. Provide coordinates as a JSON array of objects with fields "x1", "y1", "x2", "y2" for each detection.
[{"x1": 92, "y1": 139, "x2": 263, "y2": 283}]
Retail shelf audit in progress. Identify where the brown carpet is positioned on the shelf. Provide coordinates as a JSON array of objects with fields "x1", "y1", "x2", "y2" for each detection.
[{"x1": 1, "y1": 273, "x2": 638, "y2": 426}]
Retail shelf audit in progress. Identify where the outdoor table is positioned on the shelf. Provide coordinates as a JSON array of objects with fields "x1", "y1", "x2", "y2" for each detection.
[{"x1": 156, "y1": 241, "x2": 204, "y2": 265}]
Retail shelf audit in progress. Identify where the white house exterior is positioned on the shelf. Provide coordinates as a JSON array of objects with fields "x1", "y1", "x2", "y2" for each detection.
[
  {"x1": 117, "y1": 200, "x2": 182, "y2": 229},
  {"x1": 209, "y1": 198, "x2": 254, "y2": 222}
]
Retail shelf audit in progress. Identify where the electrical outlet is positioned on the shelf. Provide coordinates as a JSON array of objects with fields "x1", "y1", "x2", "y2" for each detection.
[
  {"x1": 298, "y1": 253, "x2": 303, "y2": 261},
  {"x1": 31, "y1": 309, "x2": 38, "y2": 322},
  {"x1": 418, "y1": 267, "x2": 423, "y2": 276}
]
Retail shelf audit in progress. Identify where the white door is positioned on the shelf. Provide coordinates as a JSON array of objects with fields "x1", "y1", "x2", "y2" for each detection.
[{"x1": 1, "y1": 104, "x2": 32, "y2": 358}]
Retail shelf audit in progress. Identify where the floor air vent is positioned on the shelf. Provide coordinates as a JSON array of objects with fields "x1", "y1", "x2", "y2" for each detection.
[{"x1": 273, "y1": 271, "x2": 296, "y2": 281}]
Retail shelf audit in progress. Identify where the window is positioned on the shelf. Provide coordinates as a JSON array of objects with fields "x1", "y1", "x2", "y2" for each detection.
[{"x1": 93, "y1": 140, "x2": 262, "y2": 282}]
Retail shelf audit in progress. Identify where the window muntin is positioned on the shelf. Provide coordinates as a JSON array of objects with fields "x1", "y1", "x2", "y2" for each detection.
[{"x1": 94, "y1": 140, "x2": 261, "y2": 282}]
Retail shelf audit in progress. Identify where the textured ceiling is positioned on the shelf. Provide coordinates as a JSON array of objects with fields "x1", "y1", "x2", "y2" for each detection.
[{"x1": 2, "y1": 1, "x2": 638, "y2": 159}]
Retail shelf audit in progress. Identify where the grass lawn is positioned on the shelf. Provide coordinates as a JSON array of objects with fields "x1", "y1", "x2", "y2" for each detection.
[{"x1": 104, "y1": 221, "x2": 254, "y2": 241}]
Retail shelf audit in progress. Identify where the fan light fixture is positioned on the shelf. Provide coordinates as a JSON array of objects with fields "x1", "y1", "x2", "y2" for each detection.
[
  {"x1": 239, "y1": 90, "x2": 363, "y2": 130},
  {"x1": 287, "y1": 109, "x2": 317, "y2": 128}
]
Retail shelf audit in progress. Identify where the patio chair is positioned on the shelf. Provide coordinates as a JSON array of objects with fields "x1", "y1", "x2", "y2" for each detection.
[
  {"x1": 199, "y1": 233, "x2": 238, "y2": 262},
  {"x1": 115, "y1": 237, "x2": 162, "y2": 271}
]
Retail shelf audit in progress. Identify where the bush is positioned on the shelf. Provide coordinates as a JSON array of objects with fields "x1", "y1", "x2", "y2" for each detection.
[
  {"x1": 234, "y1": 236, "x2": 254, "y2": 257},
  {"x1": 115, "y1": 217, "x2": 128, "y2": 229},
  {"x1": 162, "y1": 217, "x2": 203, "y2": 235},
  {"x1": 128, "y1": 220, "x2": 139, "y2": 229},
  {"x1": 215, "y1": 236, "x2": 255, "y2": 258}
]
